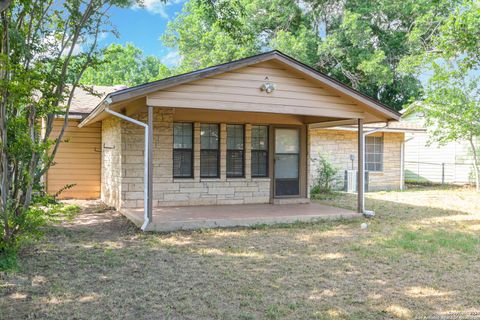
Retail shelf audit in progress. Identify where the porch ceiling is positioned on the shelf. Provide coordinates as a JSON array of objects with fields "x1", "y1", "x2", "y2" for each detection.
[{"x1": 122, "y1": 203, "x2": 359, "y2": 232}]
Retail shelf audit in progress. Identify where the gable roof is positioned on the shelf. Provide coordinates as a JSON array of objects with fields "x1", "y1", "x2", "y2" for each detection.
[{"x1": 79, "y1": 50, "x2": 401, "y2": 127}]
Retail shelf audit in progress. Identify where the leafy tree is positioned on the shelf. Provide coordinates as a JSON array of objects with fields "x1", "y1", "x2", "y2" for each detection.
[
  {"x1": 419, "y1": 66, "x2": 479, "y2": 191},
  {"x1": 162, "y1": 0, "x2": 459, "y2": 110},
  {"x1": 81, "y1": 43, "x2": 171, "y2": 86},
  {"x1": 0, "y1": 0, "x2": 135, "y2": 252},
  {"x1": 404, "y1": 0, "x2": 480, "y2": 191}
]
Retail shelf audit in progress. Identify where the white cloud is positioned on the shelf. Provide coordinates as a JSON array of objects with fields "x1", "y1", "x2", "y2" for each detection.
[
  {"x1": 39, "y1": 35, "x2": 83, "y2": 59},
  {"x1": 161, "y1": 50, "x2": 182, "y2": 67},
  {"x1": 133, "y1": 0, "x2": 184, "y2": 18}
]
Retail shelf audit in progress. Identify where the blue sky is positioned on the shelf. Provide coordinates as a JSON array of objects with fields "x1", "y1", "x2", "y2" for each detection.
[{"x1": 100, "y1": 0, "x2": 186, "y2": 66}]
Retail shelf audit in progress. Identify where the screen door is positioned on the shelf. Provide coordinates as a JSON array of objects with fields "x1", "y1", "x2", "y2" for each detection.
[{"x1": 274, "y1": 128, "x2": 300, "y2": 196}]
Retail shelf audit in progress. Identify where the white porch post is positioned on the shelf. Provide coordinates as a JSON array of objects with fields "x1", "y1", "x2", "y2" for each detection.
[
  {"x1": 147, "y1": 106, "x2": 153, "y2": 223},
  {"x1": 357, "y1": 118, "x2": 364, "y2": 213}
]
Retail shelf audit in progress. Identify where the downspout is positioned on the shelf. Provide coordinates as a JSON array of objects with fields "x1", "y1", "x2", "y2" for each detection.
[
  {"x1": 104, "y1": 100, "x2": 151, "y2": 231},
  {"x1": 361, "y1": 123, "x2": 388, "y2": 217}
]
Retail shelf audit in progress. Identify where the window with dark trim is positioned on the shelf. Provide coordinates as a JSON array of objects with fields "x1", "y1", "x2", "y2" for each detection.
[
  {"x1": 251, "y1": 125, "x2": 268, "y2": 177},
  {"x1": 173, "y1": 122, "x2": 193, "y2": 178},
  {"x1": 366, "y1": 135, "x2": 383, "y2": 172},
  {"x1": 226, "y1": 124, "x2": 244, "y2": 177},
  {"x1": 200, "y1": 123, "x2": 220, "y2": 178}
]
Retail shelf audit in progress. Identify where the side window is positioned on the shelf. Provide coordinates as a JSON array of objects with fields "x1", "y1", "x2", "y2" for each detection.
[
  {"x1": 366, "y1": 135, "x2": 383, "y2": 171},
  {"x1": 251, "y1": 125, "x2": 268, "y2": 177},
  {"x1": 173, "y1": 123, "x2": 193, "y2": 178},
  {"x1": 226, "y1": 124, "x2": 244, "y2": 177},
  {"x1": 200, "y1": 124, "x2": 220, "y2": 178}
]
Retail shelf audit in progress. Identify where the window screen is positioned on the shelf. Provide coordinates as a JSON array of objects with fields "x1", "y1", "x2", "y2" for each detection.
[
  {"x1": 200, "y1": 123, "x2": 219, "y2": 178},
  {"x1": 251, "y1": 125, "x2": 268, "y2": 177},
  {"x1": 366, "y1": 135, "x2": 383, "y2": 172},
  {"x1": 227, "y1": 124, "x2": 244, "y2": 177},
  {"x1": 173, "y1": 123, "x2": 193, "y2": 178}
]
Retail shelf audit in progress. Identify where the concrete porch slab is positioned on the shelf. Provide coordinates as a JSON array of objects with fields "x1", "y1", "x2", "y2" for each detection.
[{"x1": 122, "y1": 202, "x2": 359, "y2": 232}]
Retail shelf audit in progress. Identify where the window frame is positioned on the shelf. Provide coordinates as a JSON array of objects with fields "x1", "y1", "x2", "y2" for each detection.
[
  {"x1": 365, "y1": 135, "x2": 384, "y2": 172},
  {"x1": 200, "y1": 123, "x2": 220, "y2": 179},
  {"x1": 173, "y1": 122, "x2": 194, "y2": 179},
  {"x1": 226, "y1": 124, "x2": 245, "y2": 178},
  {"x1": 251, "y1": 125, "x2": 269, "y2": 178}
]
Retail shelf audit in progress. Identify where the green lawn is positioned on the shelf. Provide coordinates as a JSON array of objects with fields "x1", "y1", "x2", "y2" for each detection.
[{"x1": 1, "y1": 186, "x2": 480, "y2": 319}]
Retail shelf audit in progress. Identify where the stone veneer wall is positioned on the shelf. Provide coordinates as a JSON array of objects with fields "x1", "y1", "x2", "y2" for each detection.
[
  {"x1": 101, "y1": 117, "x2": 122, "y2": 208},
  {"x1": 309, "y1": 129, "x2": 404, "y2": 192},
  {"x1": 106, "y1": 108, "x2": 271, "y2": 209}
]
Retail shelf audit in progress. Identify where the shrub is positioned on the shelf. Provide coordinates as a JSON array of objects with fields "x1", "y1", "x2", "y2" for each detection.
[
  {"x1": 311, "y1": 155, "x2": 339, "y2": 195},
  {"x1": 0, "y1": 196, "x2": 80, "y2": 272}
]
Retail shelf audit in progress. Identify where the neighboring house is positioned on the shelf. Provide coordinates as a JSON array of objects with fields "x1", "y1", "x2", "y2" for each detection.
[
  {"x1": 402, "y1": 110, "x2": 478, "y2": 184},
  {"x1": 46, "y1": 51, "x2": 402, "y2": 229}
]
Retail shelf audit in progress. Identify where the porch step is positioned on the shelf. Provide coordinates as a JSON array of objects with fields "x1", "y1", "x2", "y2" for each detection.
[{"x1": 273, "y1": 198, "x2": 310, "y2": 205}]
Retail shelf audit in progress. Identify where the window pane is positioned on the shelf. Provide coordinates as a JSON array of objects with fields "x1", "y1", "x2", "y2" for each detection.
[
  {"x1": 201, "y1": 124, "x2": 219, "y2": 150},
  {"x1": 200, "y1": 150, "x2": 219, "y2": 177},
  {"x1": 173, "y1": 150, "x2": 192, "y2": 177},
  {"x1": 365, "y1": 135, "x2": 383, "y2": 172},
  {"x1": 201, "y1": 124, "x2": 219, "y2": 177},
  {"x1": 227, "y1": 150, "x2": 244, "y2": 177},
  {"x1": 252, "y1": 150, "x2": 268, "y2": 177},
  {"x1": 252, "y1": 125, "x2": 268, "y2": 150},
  {"x1": 252, "y1": 126, "x2": 268, "y2": 177},
  {"x1": 274, "y1": 154, "x2": 298, "y2": 179},
  {"x1": 275, "y1": 129, "x2": 299, "y2": 153},
  {"x1": 174, "y1": 123, "x2": 193, "y2": 149},
  {"x1": 227, "y1": 124, "x2": 244, "y2": 150},
  {"x1": 173, "y1": 123, "x2": 193, "y2": 178}
]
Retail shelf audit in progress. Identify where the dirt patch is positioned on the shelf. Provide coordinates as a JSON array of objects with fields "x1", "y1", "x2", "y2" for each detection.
[{"x1": 1, "y1": 187, "x2": 480, "y2": 319}]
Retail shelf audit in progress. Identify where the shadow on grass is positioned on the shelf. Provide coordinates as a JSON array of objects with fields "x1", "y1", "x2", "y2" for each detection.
[{"x1": 1, "y1": 189, "x2": 480, "y2": 319}]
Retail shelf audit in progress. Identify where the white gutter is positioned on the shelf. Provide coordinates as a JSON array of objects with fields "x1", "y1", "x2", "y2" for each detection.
[
  {"x1": 104, "y1": 101, "x2": 151, "y2": 231},
  {"x1": 361, "y1": 123, "x2": 388, "y2": 217}
]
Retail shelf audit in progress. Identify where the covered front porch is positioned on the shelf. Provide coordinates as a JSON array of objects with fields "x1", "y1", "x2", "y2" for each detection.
[{"x1": 123, "y1": 202, "x2": 359, "y2": 232}]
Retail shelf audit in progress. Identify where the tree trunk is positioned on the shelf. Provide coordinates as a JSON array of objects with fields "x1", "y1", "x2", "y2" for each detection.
[
  {"x1": 468, "y1": 137, "x2": 480, "y2": 192},
  {"x1": 1, "y1": 8, "x2": 11, "y2": 242}
]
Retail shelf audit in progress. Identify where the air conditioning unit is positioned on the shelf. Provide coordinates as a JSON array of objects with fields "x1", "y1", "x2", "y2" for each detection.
[{"x1": 344, "y1": 170, "x2": 369, "y2": 193}]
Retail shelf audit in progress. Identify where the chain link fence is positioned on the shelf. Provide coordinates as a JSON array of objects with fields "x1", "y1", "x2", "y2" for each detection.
[{"x1": 405, "y1": 161, "x2": 476, "y2": 184}]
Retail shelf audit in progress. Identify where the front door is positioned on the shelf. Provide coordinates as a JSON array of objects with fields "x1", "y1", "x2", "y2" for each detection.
[{"x1": 274, "y1": 128, "x2": 300, "y2": 197}]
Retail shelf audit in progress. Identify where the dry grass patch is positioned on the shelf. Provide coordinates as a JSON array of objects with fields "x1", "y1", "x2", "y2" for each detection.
[{"x1": 1, "y1": 186, "x2": 480, "y2": 319}]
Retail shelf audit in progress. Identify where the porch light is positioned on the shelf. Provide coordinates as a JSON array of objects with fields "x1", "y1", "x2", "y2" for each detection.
[{"x1": 260, "y1": 76, "x2": 276, "y2": 93}]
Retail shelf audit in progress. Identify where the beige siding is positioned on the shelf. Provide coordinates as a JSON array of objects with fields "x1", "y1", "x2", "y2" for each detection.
[
  {"x1": 47, "y1": 119, "x2": 101, "y2": 199},
  {"x1": 404, "y1": 132, "x2": 476, "y2": 183},
  {"x1": 403, "y1": 111, "x2": 477, "y2": 184},
  {"x1": 147, "y1": 61, "x2": 365, "y2": 120},
  {"x1": 309, "y1": 129, "x2": 403, "y2": 191}
]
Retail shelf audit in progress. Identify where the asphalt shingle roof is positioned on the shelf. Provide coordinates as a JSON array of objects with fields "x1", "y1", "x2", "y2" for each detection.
[{"x1": 69, "y1": 85, "x2": 124, "y2": 114}]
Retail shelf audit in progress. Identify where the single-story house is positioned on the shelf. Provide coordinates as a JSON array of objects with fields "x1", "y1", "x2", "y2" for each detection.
[
  {"x1": 47, "y1": 51, "x2": 404, "y2": 230},
  {"x1": 401, "y1": 109, "x2": 479, "y2": 184}
]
